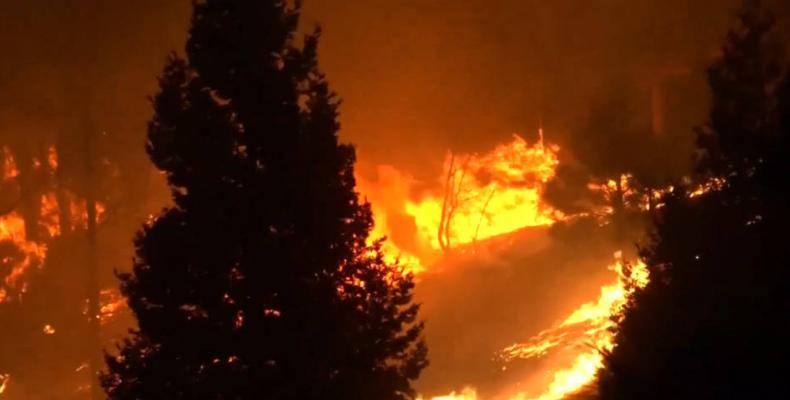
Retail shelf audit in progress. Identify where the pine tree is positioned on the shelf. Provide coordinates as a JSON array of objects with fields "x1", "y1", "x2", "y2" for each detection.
[
  {"x1": 102, "y1": 2, "x2": 426, "y2": 399},
  {"x1": 598, "y1": 1, "x2": 790, "y2": 398},
  {"x1": 695, "y1": 0, "x2": 785, "y2": 179}
]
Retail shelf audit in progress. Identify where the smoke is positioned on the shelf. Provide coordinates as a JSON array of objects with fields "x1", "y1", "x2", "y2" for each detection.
[
  {"x1": 0, "y1": 2, "x2": 190, "y2": 397},
  {"x1": 300, "y1": 0, "x2": 757, "y2": 181},
  {"x1": 298, "y1": 1, "x2": 788, "y2": 396},
  {"x1": 2, "y1": 0, "x2": 789, "y2": 398}
]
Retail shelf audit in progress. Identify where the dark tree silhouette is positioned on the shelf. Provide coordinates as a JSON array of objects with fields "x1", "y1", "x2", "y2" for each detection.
[
  {"x1": 0, "y1": 3, "x2": 189, "y2": 398},
  {"x1": 545, "y1": 78, "x2": 689, "y2": 229},
  {"x1": 102, "y1": 1, "x2": 426, "y2": 399},
  {"x1": 696, "y1": 0, "x2": 785, "y2": 178},
  {"x1": 598, "y1": 1, "x2": 790, "y2": 398}
]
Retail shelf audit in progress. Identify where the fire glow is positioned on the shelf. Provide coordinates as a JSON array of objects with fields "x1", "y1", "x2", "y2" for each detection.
[
  {"x1": 499, "y1": 255, "x2": 648, "y2": 400},
  {"x1": 360, "y1": 132, "x2": 561, "y2": 274},
  {"x1": 1, "y1": 133, "x2": 648, "y2": 399},
  {"x1": 0, "y1": 145, "x2": 118, "y2": 397},
  {"x1": 358, "y1": 133, "x2": 650, "y2": 399},
  {"x1": 0, "y1": 146, "x2": 109, "y2": 304}
]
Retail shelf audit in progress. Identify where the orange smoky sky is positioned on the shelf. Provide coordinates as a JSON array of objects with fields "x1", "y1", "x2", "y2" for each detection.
[
  {"x1": 2, "y1": 0, "x2": 779, "y2": 182},
  {"x1": 1, "y1": 0, "x2": 789, "y2": 398}
]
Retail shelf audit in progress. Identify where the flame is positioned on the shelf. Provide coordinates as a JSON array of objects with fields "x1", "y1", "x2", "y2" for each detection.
[
  {"x1": 357, "y1": 132, "x2": 626, "y2": 400},
  {"x1": 1, "y1": 133, "x2": 663, "y2": 399},
  {"x1": 407, "y1": 134, "x2": 559, "y2": 250},
  {"x1": 411, "y1": 252, "x2": 648, "y2": 400},
  {"x1": 0, "y1": 139, "x2": 120, "y2": 391},
  {"x1": 499, "y1": 254, "x2": 649, "y2": 400},
  {"x1": 40, "y1": 193, "x2": 61, "y2": 237},
  {"x1": 358, "y1": 132, "x2": 628, "y2": 400},
  {"x1": 43, "y1": 324, "x2": 56, "y2": 335},
  {"x1": 46, "y1": 146, "x2": 58, "y2": 170},
  {"x1": 0, "y1": 146, "x2": 107, "y2": 305},
  {"x1": 68, "y1": 197, "x2": 107, "y2": 230},
  {"x1": 0, "y1": 212, "x2": 48, "y2": 299},
  {"x1": 3, "y1": 147, "x2": 18, "y2": 179},
  {"x1": 358, "y1": 132, "x2": 560, "y2": 274},
  {"x1": 99, "y1": 288, "x2": 127, "y2": 325},
  {"x1": 421, "y1": 388, "x2": 479, "y2": 400}
]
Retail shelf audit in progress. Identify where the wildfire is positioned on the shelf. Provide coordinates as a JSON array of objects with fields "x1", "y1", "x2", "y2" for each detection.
[
  {"x1": 0, "y1": 146, "x2": 109, "y2": 305},
  {"x1": 0, "y1": 212, "x2": 47, "y2": 300},
  {"x1": 499, "y1": 254, "x2": 648, "y2": 400},
  {"x1": 355, "y1": 131, "x2": 660, "y2": 400},
  {"x1": 407, "y1": 133, "x2": 559, "y2": 251},
  {"x1": 418, "y1": 255, "x2": 647, "y2": 400},
  {"x1": 3, "y1": 147, "x2": 18, "y2": 179},
  {"x1": 0, "y1": 144, "x2": 121, "y2": 398},
  {"x1": 0, "y1": 128, "x2": 659, "y2": 400},
  {"x1": 99, "y1": 288, "x2": 127, "y2": 325},
  {"x1": 359, "y1": 132, "x2": 560, "y2": 274}
]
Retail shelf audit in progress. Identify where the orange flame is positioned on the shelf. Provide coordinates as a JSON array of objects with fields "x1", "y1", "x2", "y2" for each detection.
[
  {"x1": 99, "y1": 288, "x2": 127, "y2": 325},
  {"x1": 0, "y1": 374, "x2": 8, "y2": 395},
  {"x1": 355, "y1": 132, "x2": 660, "y2": 399},
  {"x1": 0, "y1": 146, "x2": 107, "y2": 304},
  {"x1": 3, "y1": 147, "x2": 19, "y2": 180},
  {"x1": 420, "y1": 388, "x2": 479, "y2": 400},
  {"x1": 499, "y1": 254, "x2": 649, "y2": 400},
  {"x1": 407, "y1": 133, "x2": 559, "y2": 251},
  {"x1": 0, "y1": 212, "x2": 48, "y2": 300},
  {"x1": 421, "y1": 256, "x2": 648, "y2": 400},
  {"x1": 358, "y1": 132, "x2": 560, "y2": 274}
]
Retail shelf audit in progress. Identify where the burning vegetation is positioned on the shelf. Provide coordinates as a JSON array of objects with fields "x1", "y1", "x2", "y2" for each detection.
[
  {"x1": 0, "y1": 143, "x2": 129, "y2": 398},
  {"x1": 2, "y1": 0, "x2": 790, "y2": 399},
  {"x1": 359, "y1": 131, "x2": 656, "y2": 399},
  {"x1": 360, "y1": 133, "x2": 560, "y2": 274}
]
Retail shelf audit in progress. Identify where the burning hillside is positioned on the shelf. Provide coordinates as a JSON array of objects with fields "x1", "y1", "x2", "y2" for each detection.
[
  {"x1": 1, "y1": 1, "x2": 762, "y2": 398},
  {"x1": 0, "y1": 129, "x2": 648, "y2": 399},
  {"x1": 358, "y1": 132, "x2": 561, "y2": 274},
  {"x1": 357, "y1": 131, "x2": 650, "y2": 399},
  {"x1": 0, "y1": 144, "x2": 127, "y2": 399}
]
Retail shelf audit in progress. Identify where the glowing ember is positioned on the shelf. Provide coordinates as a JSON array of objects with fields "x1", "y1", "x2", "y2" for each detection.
[
  {"x1": 46, "y1": 145, "x2": 58, "y2": 170},
  {"x1": 40, "y1": 193, "x2": 61, "y2": 237},
  {"x1": 100, "y1": 288, "x2": 127, "y2": 325},
  {"x1": 43, "y1": 324, "x2": 56, "y2": 335},
  {"x1": 2, "y1": 147, "x2": 18, "y2": 179}
]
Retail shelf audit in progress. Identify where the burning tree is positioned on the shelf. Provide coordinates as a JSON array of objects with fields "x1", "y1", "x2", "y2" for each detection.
[
  {"x1": 102, "y1": 1, "x2": 426, "y2": 399},
  {"x1": 0, "y1": 3, "x2": 183, "y2": 398},
  {"x1": 599, "y1": 1, "x2": 790, "y2": 398},
  {"x1": 0, "y1": 135, "x2": 133, "y2": 399},
  {"x1": 409, "y1": 135, "x2": 559, "y2": 253}
]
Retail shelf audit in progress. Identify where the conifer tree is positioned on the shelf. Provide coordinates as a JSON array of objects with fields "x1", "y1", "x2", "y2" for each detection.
[
  {"x1": 696, "y1": 0, "x2": 785, "y2": 178},
  {"x1": 102, "y1": 1, "x2": 426, "y2": 399},
  {"x1": 598, "y1": 1, "x2": 790, "y2": 398}
]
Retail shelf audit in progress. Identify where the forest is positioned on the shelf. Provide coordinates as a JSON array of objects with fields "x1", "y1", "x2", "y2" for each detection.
[{"x1": 0, "y1": 0, "x2": 789, "y2": 399}]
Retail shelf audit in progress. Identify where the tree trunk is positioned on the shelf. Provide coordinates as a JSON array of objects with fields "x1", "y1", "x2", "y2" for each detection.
[
  {"x1": 438, "y1": 154, "x2": 455, "y2": 251},
  {"x1": 82, "y1": 102, "x2": 102, "y2": 400},
  {"x1": 15, "y1": 145, "x2": 41, "y2": 242}
]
